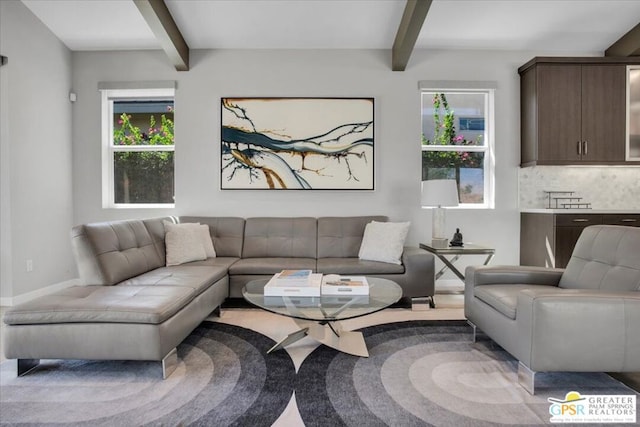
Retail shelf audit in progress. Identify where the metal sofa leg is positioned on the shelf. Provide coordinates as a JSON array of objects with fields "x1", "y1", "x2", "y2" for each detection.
[
  {"x1": 518, "y1": 362, "x2": 537, "y2": 395},
  {"x1": 162, "y1": 348, "x2": 178, "y2": 379},
  {"x1": 410, "y1": 296, "x2": 436, "y2": 309},
  {"x1": 467, "y1": 320, "x2": 477, "y2": 342},
  {"x1": 17, "y1": 359, "x2": 40, "y2": 376}
]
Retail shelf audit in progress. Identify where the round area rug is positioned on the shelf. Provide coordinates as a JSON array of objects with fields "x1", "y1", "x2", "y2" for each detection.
[
  {"x1": 0, "y1": 322, "x2": 295, "y2": 426},
  {"x1": 295, "y1": 320, "x2": 640, "y2": 427}
]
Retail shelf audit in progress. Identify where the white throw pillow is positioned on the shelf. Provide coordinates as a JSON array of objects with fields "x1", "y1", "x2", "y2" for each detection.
[
  {"x1": 163, "y1": 221, "x2": 215, "y2": 266},
  {"x1": 194, "y1": 224, "x2": 217, "y2": 258},
  {"x1": 358, "y1": 221, "x2": 410, "y2": 265}
]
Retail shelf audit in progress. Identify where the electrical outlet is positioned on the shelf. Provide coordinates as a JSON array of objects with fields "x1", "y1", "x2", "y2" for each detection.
[{"x1": 26, "y1": 259, "x2": 33, "y2": 272}]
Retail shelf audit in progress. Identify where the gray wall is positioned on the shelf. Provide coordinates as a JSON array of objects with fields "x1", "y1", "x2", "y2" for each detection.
[{"x1": 0, "y1": 0, "x2": 76, "y2": 301}]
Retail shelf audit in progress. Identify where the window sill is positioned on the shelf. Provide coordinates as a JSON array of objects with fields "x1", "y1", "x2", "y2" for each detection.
[{"x1": 106, "y1": 203, "x2": 175, "y2": 209}]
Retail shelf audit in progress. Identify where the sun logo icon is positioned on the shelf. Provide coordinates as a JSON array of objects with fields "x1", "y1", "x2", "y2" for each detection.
[{"x1": 548, "y1": 391, "x2": 586, "y2": 404}]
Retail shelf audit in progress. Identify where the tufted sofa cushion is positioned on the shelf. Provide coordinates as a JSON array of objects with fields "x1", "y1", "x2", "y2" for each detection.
[
  {"x1": 242, "y1": 217, "x2": 317, "y2": 258},
  {"x1": 559, "y1": 225, "x2": 640, "y2": 291},
  {"x1": 71, "y1": 218, "x2": 170, "y2": 286}
]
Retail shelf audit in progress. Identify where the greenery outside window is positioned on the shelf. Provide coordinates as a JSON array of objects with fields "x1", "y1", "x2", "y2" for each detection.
[
  {"x1": 421, "y1": 88, "x2": 495, "y2": 208},
  {"x1": 101, "y1": 87, "x2": 175, "y2": 208}
]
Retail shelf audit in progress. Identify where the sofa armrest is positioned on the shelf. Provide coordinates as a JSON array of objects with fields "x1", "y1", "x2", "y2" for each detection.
[
  {"x1": 465, "y1": 265, "x2": 564, "y2": 288},
  {"x1": 400, "y1": 246, "x2": 435, "y2": 298},
  {"x1": 516, "y1": 289, "x2": 640, "y2": 371}
]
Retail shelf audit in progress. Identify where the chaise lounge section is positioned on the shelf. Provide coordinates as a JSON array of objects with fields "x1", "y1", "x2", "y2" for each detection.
[
  {"x1": 3, "y1": 215, "x2": 435, "y2": 378},
  {"x1": 3, "y1": 216, "x2": 229, "y2": 379}
]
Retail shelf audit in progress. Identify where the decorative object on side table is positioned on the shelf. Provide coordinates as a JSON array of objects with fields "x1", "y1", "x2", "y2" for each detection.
[
  {"x1": 421, "y1": 179, "x2": 459, "y2": 247},
  {"x1": 450, "y1": 228, "x2": 464, "y2": 247}
]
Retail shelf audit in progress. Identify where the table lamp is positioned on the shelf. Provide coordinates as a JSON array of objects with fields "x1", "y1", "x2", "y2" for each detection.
[{"x1": 421, "y1": 179, "x2": 459, "y2": 247}]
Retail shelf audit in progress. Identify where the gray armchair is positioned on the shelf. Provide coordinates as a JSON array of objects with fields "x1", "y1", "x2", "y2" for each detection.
[{"x1": 465, "y1": 225, "x2": 640, "y2": 394}]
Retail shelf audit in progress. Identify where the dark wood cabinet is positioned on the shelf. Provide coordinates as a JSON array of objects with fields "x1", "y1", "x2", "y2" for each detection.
[
  {"x1": 581, "y1": 65, "x2": 627, "y2": 162},
  {"x1": 520, "y1": 212, "x2": 640, "y2": 268},
  {"x1": 519, "y1": 57, "x2": 638, "y2": 166},
  {"x1": 535, "y1": 65, "x2": 582, "y2": 163}
]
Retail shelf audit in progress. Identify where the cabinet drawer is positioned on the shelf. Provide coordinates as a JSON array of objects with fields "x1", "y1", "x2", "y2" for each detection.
[
  {"x1": 555, "y1": 214, "x2": 603, "y2": 227},
  {"x1": 603, "y1": 214, "x2": 640, "y2": 227}
]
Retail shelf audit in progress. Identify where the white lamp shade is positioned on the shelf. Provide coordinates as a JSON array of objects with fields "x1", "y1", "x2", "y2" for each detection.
[{"x1": 421, "y1": 180, "x2": 459, "y2": 207}]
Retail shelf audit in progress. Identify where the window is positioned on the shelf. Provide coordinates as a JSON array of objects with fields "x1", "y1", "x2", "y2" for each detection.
[
  {"x1": 101, "y1": 87, "x2": 175, "y2": 208},
  {"x1": 421, "y1": 86, "x2": 495, "y2": 208}
]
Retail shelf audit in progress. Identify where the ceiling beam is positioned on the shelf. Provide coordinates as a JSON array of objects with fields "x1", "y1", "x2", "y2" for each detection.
[
  {"x1": 605, "y1": 22, "x2": 640, "y2": 57},
  {"x1": 134, "y1": 0, "x2": 190, "y2": 71},
  {"x1": 392, "y1": 0, "x2": 433, "y2": 71}
]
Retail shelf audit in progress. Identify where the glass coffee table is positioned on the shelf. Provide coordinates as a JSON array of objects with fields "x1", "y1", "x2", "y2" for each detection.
[{"x1": 242, "y1": 277, "x2": 402, "y2": 357}]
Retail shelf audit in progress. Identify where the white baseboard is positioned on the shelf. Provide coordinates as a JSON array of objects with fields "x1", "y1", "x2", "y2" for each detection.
[{"x1": 0, "y1": 278, "x2": 80, "y2": 307}]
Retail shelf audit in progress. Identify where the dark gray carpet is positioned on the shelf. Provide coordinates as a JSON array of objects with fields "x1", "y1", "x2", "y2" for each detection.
[
  {"x1": 295, "y1": 320, "x2": 640, "y2": 426},
  {"x1": 2, "y1": 320, "x2": 638, "y2": 426},
  {"x1": 0, "y1": 322, "x2": 295, "y2": 426}
]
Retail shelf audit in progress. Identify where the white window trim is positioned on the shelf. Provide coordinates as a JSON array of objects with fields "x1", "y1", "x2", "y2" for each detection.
[
  {"x1": 420, "y1": 86, "x2": 496, "y2": 209},
  {"x1": 627, "y1": 65, "x2": 640, "y2": 161},
  {"x1": 100, "y1": 87, "x2": 175, "y2": 209}
]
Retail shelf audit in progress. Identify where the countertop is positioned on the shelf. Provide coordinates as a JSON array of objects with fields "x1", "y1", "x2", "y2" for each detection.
[{"x1": 521, "y1": 209, "x2": 640, "y2": 214}]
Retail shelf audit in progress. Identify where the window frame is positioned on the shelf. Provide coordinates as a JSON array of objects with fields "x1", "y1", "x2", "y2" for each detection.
[
  {"x1": 100, "y1": 87, "x2": 175, "y2": 209},
  {"x1": 420, "y1": 86, "x2": 495, "y2": 209}
]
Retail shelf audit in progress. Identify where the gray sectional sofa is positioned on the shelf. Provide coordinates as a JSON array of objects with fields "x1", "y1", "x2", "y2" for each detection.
[{"x1": 3, "y1": 215, "x2": 434, "y2": 378}]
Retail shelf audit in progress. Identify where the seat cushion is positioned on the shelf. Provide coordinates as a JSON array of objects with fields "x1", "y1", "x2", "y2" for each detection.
[
  {"x1": 474, "y1": 284, "x2": 555, "y2": 319},
  {"x1": 3, "y1": 285, "x2": 195, "y2": 325},
  {"x1": 317, "y1": 258, "x2": 404, "y2": 274},
  {"x1": 229, "y1": 258, "x2": 316, "y2": 275},
  {"x1": 181, "y1": 256, "x2": 240, "y2": 270},
  {"x1": 118, "y1": 265, "x2": 227, "y2": 297}
]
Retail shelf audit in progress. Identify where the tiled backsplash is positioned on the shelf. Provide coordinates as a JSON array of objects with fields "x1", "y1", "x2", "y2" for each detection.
[{"x1": 519, "y1": 166, "x2": 640, "y2": 209}]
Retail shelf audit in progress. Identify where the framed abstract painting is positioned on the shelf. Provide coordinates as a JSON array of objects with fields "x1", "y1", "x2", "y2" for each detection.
[{"x1": 221, "y1": 97, "x2": 374, "y2": 190}]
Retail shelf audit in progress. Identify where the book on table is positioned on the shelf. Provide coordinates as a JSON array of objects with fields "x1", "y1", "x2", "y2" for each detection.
[
  {"x1": 321, "y1": 275, "x2": 370, "y2": 295},
  {"x1": 276, "y1": 269, "x2": 312, "y2": 284},
  {"x1": 264, "y1": 270, "x2": 321, "y2": 297}
]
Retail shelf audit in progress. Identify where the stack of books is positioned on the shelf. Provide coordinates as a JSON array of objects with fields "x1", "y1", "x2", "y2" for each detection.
[
  {"x1": 264, "y1": 270, "x2": 322, "y2": 297},
  {"x1": 321, "y1": 275, "x2": 370, "y2": 295}
]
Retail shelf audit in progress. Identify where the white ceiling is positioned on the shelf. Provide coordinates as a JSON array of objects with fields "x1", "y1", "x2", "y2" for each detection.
[{"x1": 20, "y1": 0, "x2": 640, "y2": 54}]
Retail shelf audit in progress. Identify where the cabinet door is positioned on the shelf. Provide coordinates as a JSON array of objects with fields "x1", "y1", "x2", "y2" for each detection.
[
  {"x1": 602, "y1": 214, "x2": 640, "y2": 227},
  {"x1": 537, "y1": 65, "x2": 582, "y2": 163},
  {"x1": 581, "y1": 65, "x2": 626, "y2": 162},
  {"x1": 554, "y1": 214, "x2": 603, "y2": 268}
]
